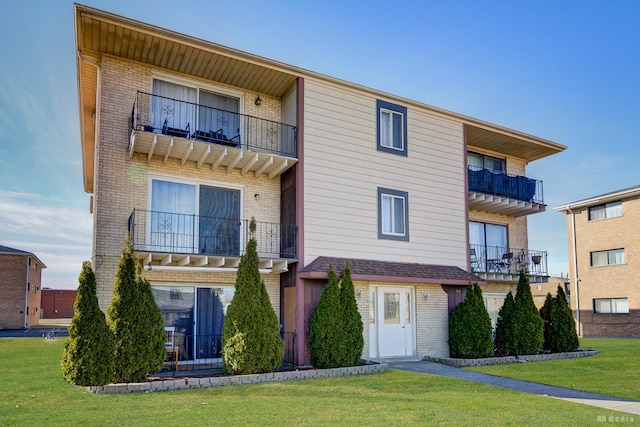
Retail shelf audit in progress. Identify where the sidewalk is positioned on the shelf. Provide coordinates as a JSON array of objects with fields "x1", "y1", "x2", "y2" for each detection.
[{"x1": 388, "y1": 360, "x2": 640, "y2": 416}]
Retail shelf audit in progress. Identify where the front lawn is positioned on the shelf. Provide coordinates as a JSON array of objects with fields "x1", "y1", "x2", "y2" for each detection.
[
  {"x1": 0, "y1": 338, "x2": 632, "y2": 426},
  {"x1": 467, "y1": 338, "x2": 640, "y2": 400}
]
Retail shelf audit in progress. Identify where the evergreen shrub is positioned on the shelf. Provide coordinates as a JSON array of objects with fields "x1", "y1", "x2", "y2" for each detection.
[
  {"x1": 107, "y1": 237, "x2": 165, "y2": 383},
  {"x1": 509, "y1": 272, "x2": 544, "y2": 355},
  {"x1": 61, "y1": 261, "x2": 115, "y2": 386},
  {"x1": 222, "y1": 219, "x2": 284, "y2": 374},
  {"x1": 448, "y1": 284, "x2": 493, "y2": 358}
]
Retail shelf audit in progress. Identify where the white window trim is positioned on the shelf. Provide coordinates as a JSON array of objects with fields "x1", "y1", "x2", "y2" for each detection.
[
  {"x1": 381, "y1": 193, "x2": 406, "y2": 236},
  {"x1": 379, "y1": 108, "x2": 405, "y2": 151},
  {"x1": 590, "y1": 248, "x2": 625, "y2": 267},
  {"x1": 593, "y1": 297, "x2": 629, "y2": 314}
]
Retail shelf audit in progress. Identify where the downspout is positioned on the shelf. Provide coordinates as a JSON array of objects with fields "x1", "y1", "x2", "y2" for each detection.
[
  {"x1": 24, "y1": 257, "x2": 30, "y2": 328},
  {"x1": 567, "y1": 206, "x2": 581, "y2": 336}
]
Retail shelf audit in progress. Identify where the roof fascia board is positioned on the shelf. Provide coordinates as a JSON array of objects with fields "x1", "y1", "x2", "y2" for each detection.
[{"x1": 554, "y1": 186, "x2": 640, "y2": 212}]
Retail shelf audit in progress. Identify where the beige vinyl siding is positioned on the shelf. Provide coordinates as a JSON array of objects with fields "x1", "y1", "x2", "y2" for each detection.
[{"x1": 303, "y1": 79, "x2": 467, "y2": 267}]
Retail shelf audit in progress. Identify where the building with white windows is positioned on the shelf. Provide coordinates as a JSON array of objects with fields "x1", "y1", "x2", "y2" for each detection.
[
  {"x1": 74, "y1": 4, "x2": 565, "y2": 366},
  {"x1": 555, "y1": 185, "x2": 640, "y2": 337}
]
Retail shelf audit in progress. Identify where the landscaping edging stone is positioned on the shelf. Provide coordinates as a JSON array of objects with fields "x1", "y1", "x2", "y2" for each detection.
[
  {"x1": 87, "y1": 362, "x2": 388, "y2": 394},
  {"x1": 423, "y1": 350, "x2": 600, "y2": 368}
]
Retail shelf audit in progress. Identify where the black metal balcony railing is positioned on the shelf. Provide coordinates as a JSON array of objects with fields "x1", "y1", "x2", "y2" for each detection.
[
  {"x1": 129, "y1": 209, "x2": 297, "y2": 259},
  {"x1": 162, "y1": 332, "x2": 296, "y2": 372},
  {"x1": 468, "y1": 166, "x2": 543, "y2": 204},
  {"x1": 470, "y1": 244, "x2": 548, "y2": 276},
  {"x1": 131, "y1": 91, "x2": 297, "y2": 158}
]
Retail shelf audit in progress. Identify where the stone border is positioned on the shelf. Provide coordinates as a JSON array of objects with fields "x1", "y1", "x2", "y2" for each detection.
[
  {"x1": 423, "y1": 350, "x2": 600, "y2": 368},
  {"x1": 87, "y1": 363, "x2": 388, "y2": 394}
]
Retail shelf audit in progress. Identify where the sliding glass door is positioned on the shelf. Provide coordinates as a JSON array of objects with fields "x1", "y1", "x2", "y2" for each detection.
[
  {"x1": 151, "y1": 285, "x2": 235, "y2": 363},
  {"x1": 149, "y1": 179, "x2": 240, "y2": 256}
]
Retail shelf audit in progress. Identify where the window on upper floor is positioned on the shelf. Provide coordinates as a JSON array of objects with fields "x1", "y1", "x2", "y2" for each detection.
[
  {"x1": 376, "y1": 100, "x2": 407, "y2": 156},
  {"x1": 594, "y1": 298, "x2": 628, "y2": 314},
  {"x1": 378, "y1": 187, "x2": 409, "y2": 241},
  {"x1": 588, "y1": 201, "x2": 622, "y2": 221},
  {"x1": 468, "y1": 151, "x2": 505, "y2": 172},
  {"x1": 591, "y1": 248, "x2": 625, "y2": 267}
]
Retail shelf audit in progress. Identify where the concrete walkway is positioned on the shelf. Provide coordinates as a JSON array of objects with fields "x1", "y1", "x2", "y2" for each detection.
[{"x1": 389, "y1": 361, "x2": 640, "y2": 416}]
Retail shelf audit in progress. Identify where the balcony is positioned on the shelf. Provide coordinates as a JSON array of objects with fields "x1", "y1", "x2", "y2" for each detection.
[
  {"x1": 128, "y1": 209, "x2": 297, "y2": 274},
  {"x1": 470, "y1": 244, "x2": 548, "y2": 283},
  {"x1": 468, "y1": 166, "x2": 545, "y2": 217},
  {"x1": 128, "y1": 92, "x2": 297, "y2": 178}
]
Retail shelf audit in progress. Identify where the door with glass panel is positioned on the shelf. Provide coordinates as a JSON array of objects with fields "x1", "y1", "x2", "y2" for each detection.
[
  {"x1": 376, "y1": 287, "x2": 415, "y2": 357},
  {"x1": 198, "y1": 186, "x2": 240, "y2": 256},
  {"x1": 469, "y1": 221, "x2": 508, "y2": 273}
]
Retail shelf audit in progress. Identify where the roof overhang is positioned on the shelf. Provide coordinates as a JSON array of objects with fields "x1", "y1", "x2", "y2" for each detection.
[
  {"x1": 554, "y1": 184, "x2": 640, "y2": 212},
  {"x1": 465, "y1": 123, "x2": 565, "y2": 162},
  {"x1": 75, "y1": 4, "x2": 566, "y2": 193}
]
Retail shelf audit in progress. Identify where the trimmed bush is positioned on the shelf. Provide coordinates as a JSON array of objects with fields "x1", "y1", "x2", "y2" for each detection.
[
  {"x1": 509, "y1": 272, "x2": 544, "y2": 355},
  {"x1": 540, "y1": 292, "x2": 555, "y2": 350},
  {"x1": 495, "y1": 291, "x2": 515, "y2": 354},
  {"x1": 448, "y1": 284, "x2": 493, "y2": 358},
  {"x1": 138, "y1": 274, "x2": 167, "y2": 374},
  {"x1": 61, "y1": 261, "x2": 115, "y2": 386},
  {"x1": 107, "y1": 237, "x2": 165, "y2": 383},
  {"x1": 309, "y1": 264, "x2": 343, "y2": 368},
  {"x1": 553, "y1": 286, "x2": 579, "y2": 352},
  {"x1": 339, "y1": 264, "x2": 364, "y2": 366},
  {"x1": 222, "y1": 219, "x2": 284, "y2": 374},
  {"x1": 541, "y1": 286, "x2": 579, "y2": 353}
]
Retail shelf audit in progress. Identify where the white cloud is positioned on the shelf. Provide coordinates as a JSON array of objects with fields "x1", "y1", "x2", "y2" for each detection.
[{"x1": 0, "y1": 195, "x2": 92, "y2": 289}]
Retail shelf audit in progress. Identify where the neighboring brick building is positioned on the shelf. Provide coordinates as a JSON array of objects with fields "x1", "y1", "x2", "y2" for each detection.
[
  {"x1": 531, "y1": 275, "x2": 571, "y2": 310},
  {"x1": 41, "y1": 289, "x2": 78, "y2": 319},
  {"x1": 555, "y1": 185, "x2": 640, "y2": 337},
  {"x1": 74, "y1": 5, "x2": 565, "y2": 365},
  {"x1": 0, "y1": 245, "x2": 46, "y2": 329}
]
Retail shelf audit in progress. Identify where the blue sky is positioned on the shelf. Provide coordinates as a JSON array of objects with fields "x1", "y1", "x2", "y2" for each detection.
[{"x1": 1, "y1": 1, "x2": 638, "y2": 289}]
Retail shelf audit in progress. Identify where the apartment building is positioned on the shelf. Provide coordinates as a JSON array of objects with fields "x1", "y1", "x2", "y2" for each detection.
[
  {"x1": 74, "y1": 4, "x2": 565, "y2": 365},
  {"x1": 0, "y1": 245, "x2": 46, "y2": 329},
  {"x1": 555, "y1": 185, "x2": 640, "y2": 337}
]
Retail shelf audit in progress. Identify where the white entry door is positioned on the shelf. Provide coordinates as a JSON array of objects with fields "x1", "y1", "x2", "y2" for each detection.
[{"x1": 376, "y1": 287, "x2": 415, "y2": 358}]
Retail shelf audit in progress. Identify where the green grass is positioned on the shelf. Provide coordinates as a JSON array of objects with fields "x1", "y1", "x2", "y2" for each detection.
[
  {"x1": 0, "y1": 338, "x2": 633, "y2": 426},
  {"x1": 467, "y1": 338, "x2": 640, "y2": 401}
]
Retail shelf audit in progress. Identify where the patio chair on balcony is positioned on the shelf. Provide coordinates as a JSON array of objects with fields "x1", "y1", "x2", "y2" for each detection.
[
  {"x1": 164, "y1": 326, "x2": 179, "y2": 371},
  {"x1": 165, "y1": 122, "x2": 190, "y2": 139},
  {"x1": 499, "y1": 252, "x2": 513, "y2": 273},
  {"x1": 470, "y1": 248, "x2": 480, "y2": 272}
]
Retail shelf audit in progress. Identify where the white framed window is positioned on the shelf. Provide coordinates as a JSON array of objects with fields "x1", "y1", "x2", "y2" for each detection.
[
  {"x1": 467, "y1": 151, "x2": 505, "y2": 172},
  {"x1": 591, "y1": 249, "x2": 625, "y2": 267},
  {"x1": 376, "y1": 100, "x2": 407, "y2": 156},
  {"x1": 378, "y1": 187, "x2": 409, "y2": 241},
  {"x1": 589, "y1": 201, "x2": 622, "y2": 221},
  {"x1": 594, "y1": 298, "x2": 628, "y2": 314}
]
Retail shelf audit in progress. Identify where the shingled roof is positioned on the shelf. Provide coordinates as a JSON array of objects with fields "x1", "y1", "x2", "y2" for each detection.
[
  {"x1": 0, "y1": 245, "x2": 47, "y2": 268},
  {"x1": 299, "y1": 256, "x2": 483, "y2": 285}
]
